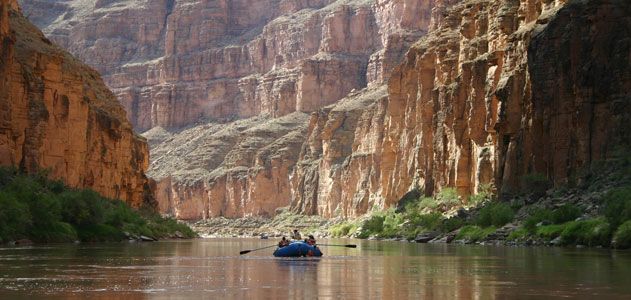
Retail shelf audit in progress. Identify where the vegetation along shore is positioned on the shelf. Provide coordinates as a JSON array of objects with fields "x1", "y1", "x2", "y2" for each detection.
[
  {"x1": 0, "y1": 167, "x2": 196, "y2": 245},
  {"x1": 193, "y1": 154, "x2": 631, "y2": 250}
]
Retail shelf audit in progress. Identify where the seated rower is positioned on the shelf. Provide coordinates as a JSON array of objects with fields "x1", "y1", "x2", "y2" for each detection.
[
  {"x1": 278, "y1": 236, "x2": 290, "y2": 248},
  {"x1": 291, "y1": 229, "x2": 302, "y2": 241},
  {"x1": 306, "y1": 235, "x2": 316, "y2": 246}
]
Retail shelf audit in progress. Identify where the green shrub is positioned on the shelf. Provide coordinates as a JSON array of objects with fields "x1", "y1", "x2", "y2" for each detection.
[
  {"x1": 476, "y1": 202, "x2": 514, "y2": 227},
  {"x1": 382, "y1": 209, "x2": 405, "y2": 237},
  {"x1": 536, "y1": 224, "x2": 567, "y2": 240},
  {"x1": 0, "y1": 191, "x2": 32, "y2": 241},
  {"x1": 523, "y1": 208, "x2": 554, "y2": 233},
  {"x1": 613, "y1": 220, "x2": 631, "y2": 249},
  {"x1": 468, "y1": 183, "x2": 494, "y2": 206},
  {"x1": 356, "y1": 213, "x2": 386, "y2": 238},
  {"x1": 415, "y1": 213, "x2": 443, "y2": 231},
  {"x1": 418, "y1": 196, "x2": 438, "y2": 210},
  {"x1": 122, "y1": 223, "x2": 154, "y2": 238},
  {"x1": 551, "y1": 204, "x2": 582, "y2": 224},
  {"x1": 105, "y1": 200, "x2": 145, "y2": 228},
  {"x1": 0, "y1": 167, "x2": 197, "y2": 243},
  {"x1": 507, "y1": 228, "x2": 529, "y2": 241},
  {"x1": 78, "y1": 224, "x2": 125, "y2": 242},
  {"x1": 329, "y1": 222, "x2": 357, "y2": 237},
  {"x1": 58, "y1": 190, "x2": 106, "y2": 226},
  {"x1": 560, "y1": 218, "x2": 612, "y2": 247},
  {"x1": 0, "y1": 166, "x2": 18, "y2": 188},
  {"x1": 602, "y1": 187, "x2": 631, "y2": 228},
  {"x1": 401, "y1": 227, "x2": 423, "y2": 241},
  {"x1": 436, "y1": 188, "x2": 461, "y2": 209},
  {"x1": 524, "y1": 205, "x2": 582, "y2": 234},
  {"x1": 150, "y1": 216, "x2": 196, "y2": 238},
  {"x1": 29, "y1": 194, "x2": 62, "y2": 227},
  {"x1": 456, "y1": 225, "x2": 496, "y2": 242},
  {"x1": 31, "y1": 221, "x2": 78, "y2": 242},
  {"x1": 440, "y1": 217, "x2": 465, "y2": 233}
]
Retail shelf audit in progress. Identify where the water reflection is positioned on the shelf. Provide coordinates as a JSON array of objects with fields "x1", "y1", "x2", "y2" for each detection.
[{"x1": 0, "y1": 239, "x2": 630, "y2": 299}]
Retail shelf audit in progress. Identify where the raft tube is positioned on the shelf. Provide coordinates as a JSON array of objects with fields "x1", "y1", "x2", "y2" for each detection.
[{"x1": 273, "y1": 242, "x2": 323, "y2": 257}]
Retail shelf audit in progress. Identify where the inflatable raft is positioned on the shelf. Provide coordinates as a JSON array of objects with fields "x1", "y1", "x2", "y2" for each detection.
[{"x1": 273, "y1": 241, "x2": 323, "y2": 257}]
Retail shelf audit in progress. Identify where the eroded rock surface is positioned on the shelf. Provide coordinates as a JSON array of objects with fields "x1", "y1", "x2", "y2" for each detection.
[
  {"x1": 20, "y1": 0, "x2": 434, "y2": 131},
  {"x1": 20, "y1": 0, "x2": 443, "y2": 218},
  {"x1": 0, "y1": 1, "x2": 151, "y2": 207},
  {"x1": 20, "y1": 0, "x2": 631, "y2": 220},
  {"x1": 145, "y1": 113, "x2": 309, "y2": 219},
  {"x1": 291, "y1": 0, "x2": 631, "y2": 217}
]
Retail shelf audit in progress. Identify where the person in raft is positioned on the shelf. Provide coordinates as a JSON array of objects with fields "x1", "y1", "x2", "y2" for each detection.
[
  {"x1": 278, "y1": 236, "x2": 290, "y2": 248},
  {"x1": 306, "y1": 235, "x2": 316, "y2": 246},
  {"x1": 291, "y1": 229, "x2": 302, "y2": 240}
]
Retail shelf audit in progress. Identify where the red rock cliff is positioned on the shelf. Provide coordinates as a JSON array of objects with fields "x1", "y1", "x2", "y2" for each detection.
[
  {"x1": 20, "y1": 0, "x2": 441, "y2": 219},
  {"x1": 291, "y1": 0, "x2": 631, "y2": 217},
  {"x1": 20, "y1": 0, "x2": 631, "y2": 219},
  {"x1": 21, "y1": 0, "x2": 436, "y2": 131},
  {"x1": 0, "y1": 1, "x2": 152, "y2": 207}
]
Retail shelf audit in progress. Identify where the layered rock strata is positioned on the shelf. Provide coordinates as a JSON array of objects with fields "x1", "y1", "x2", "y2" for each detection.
[
  {"x1": 20, "y1": 0, "x2": 435, "y2": 131},
  {"x1": 144, "y1": 113, "x2": 310, "y2": 218},
  {"x1": 0, "y1": 1, "x2": 151, "y2": 207},
  {"x1": 20, "y1": 0, "x2": 443, "y2": 218},
  {"x1": 291, "y1": 0, "x2": 631, "y2": 217},
  {"x1": 22, "y1": 0, "x2": 630, "y2": 219}
]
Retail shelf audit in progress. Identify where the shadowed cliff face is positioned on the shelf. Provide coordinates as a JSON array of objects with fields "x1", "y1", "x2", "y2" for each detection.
[
  {"x1": 0, "y1": 0, "x2": 152, "y2": 207},
  {"x1": 524, "y1": 0, "x2": 631, "y2": 194}
]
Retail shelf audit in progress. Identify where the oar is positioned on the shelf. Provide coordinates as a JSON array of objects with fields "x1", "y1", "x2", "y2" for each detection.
[
  {"x1": 316, "y1": 244, "x2": 357, "y2": 248},
  {"x1": 239, "y1": 244, "x2": 278, "y2": 255}
]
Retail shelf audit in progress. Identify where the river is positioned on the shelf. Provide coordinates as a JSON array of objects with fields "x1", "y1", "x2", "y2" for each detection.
[{"x1": 1, "y1": 238, "x2": 630, "y2": 299}]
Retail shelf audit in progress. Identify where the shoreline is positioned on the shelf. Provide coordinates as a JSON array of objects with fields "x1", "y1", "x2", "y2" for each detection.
[{"x1": 186, "y1": 217, "x2": 623, "y2": 250}]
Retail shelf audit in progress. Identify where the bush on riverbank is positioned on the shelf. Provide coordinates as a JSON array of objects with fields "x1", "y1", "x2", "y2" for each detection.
[
  {"x1": 324, "y1": 153, "x2": 631, "y2": 249},
  {"x1": 0, "y1": 167, "x2": 196, "y2": 243},
  {"x1": 602, "y1": 187, "x2": 631, "y2": 228},
  {"x1": 560, "y1": 218, "x2": 611, "y2": 247},
  {"x1": 475, "y1": 202, "x2": 514, "y2": 227},
  {"x1": 456, "y1": 226, "x2": 496, "y2": 242},
  {"x1": 613, "y1": 221, "x2": 631, "y2": 249},
  {"x1": 341, "y1": 188, "x2": 504, "y2": 239}
]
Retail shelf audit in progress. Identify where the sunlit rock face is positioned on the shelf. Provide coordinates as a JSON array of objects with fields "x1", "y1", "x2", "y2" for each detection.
[
  {"x1": 290, "y1": 0, "x2": 631, "y2": 218},
  {"x1": 0, "y1": 1, "x2": 152, "y2": 207},
  {"x1": 19, "y1": 0, "x2": 433, "y2": 131},
  {"x1": 19, "y1": 0, "x2": 440, "y2": 219},
  {"x1": 20, "y1": 0, "x2": 631, "y2": 219}
]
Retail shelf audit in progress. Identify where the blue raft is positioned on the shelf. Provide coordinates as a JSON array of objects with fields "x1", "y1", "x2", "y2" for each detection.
[{"x1": 273, "y1": 241, "x2": 323, "y2": 257}]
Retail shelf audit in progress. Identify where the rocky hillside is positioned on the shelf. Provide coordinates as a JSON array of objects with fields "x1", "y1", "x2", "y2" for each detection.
[
  {"x1": 0, "y1": 0, "x2": 152, "y2": 207},
  {"x1": 21, "y1": 0, "x2": 630, "y2": 220}
]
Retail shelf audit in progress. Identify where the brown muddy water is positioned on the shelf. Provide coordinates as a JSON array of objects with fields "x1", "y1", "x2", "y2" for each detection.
[{"x1": 0, "y1": 238, "x2": 630, "y2": 299}]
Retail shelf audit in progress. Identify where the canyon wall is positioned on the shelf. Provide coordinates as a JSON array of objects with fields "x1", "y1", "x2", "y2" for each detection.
[
  {"x1": 20, "y1": 0, "x2": 435, "y2": 131},
  {"x1": 291, "y1": 0, "x2": 631, "y2": 217},
  {"x1": 0, "y1": 1, "x2": 152, "y2": 207},
  {"x1": 21, "y1": 0, "x2": 630, "y2": 219},
  {"x1": 20, "y1": 0, "x2": 441, "y2": 219}
]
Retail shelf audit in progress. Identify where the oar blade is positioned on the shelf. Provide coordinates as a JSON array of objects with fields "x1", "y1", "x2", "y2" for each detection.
[
  {"x1": 239, "y1": 244, "x2": 278, "y2": 255},
  {"x1": 318, "y1": 244, "x2": 358, "y2": 248}
]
